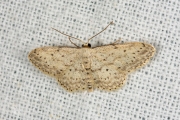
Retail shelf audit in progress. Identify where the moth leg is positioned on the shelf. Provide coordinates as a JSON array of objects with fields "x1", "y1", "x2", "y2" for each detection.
[
  {"x1": 68, "y1": 37, "x2": 80, "y2": 48},
  {"x1": 111, "y1": 38, "x2": 122, "y2": 45}
]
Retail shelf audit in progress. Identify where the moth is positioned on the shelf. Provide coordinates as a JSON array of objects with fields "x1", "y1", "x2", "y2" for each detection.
[{"x1": 28, "y1": 22, "x2": 155, "y2": 92}]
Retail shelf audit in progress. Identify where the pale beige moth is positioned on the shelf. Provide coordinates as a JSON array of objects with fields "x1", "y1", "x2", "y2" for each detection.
[{"x1": 28, "y1": 22, "x2": 155, "y2": 92}]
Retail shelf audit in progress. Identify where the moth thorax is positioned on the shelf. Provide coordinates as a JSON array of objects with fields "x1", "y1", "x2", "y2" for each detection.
[{"x1": 82, "y1": 52, "x2": 91, "y2": 69}]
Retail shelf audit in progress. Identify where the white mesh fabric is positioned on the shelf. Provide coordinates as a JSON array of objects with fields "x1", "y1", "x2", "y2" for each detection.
[{"x1": 0, "y1": 0, "x2": 179, "y2": 120}]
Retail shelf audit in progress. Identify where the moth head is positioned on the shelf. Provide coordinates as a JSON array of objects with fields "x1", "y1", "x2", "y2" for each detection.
[{"x1": 82, "y1": 43, "x2": 91, "y2": 48}]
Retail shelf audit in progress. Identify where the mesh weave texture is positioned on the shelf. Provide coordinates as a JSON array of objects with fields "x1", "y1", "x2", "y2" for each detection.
[{"x1": 0, "y1": 0, "x2": 179, "y2": 120}]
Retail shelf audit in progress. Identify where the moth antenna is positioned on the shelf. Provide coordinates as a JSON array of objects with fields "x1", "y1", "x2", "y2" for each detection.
[
  {"x1": 87, "y1": 21, "x2": 114, "y2": 43},
  {"x1": 52, "y1": 28, "x2": 86, "y2": 44}
]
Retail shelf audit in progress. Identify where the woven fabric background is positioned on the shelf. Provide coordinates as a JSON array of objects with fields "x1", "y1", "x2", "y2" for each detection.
[{"x1": 0, "y1": 0, "x2": 179, "y2": 120}]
